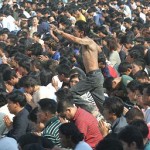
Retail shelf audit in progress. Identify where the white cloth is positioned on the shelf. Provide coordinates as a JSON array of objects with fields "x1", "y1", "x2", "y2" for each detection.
[
  {"x1": 139, "y1": 12, "x2": 146, "y2": 23},
  {"x1": 33, "y1": 86, "x2": 56, "y2": 104},
  {"x1": 109, "y1": 51, "x2": 121, "y2": 67},
  {"x1": 0, "y1": 137, "x2": 19, "y2": 150},
  {"x1": 123, "y1": 5, "x2": 132, "y2": 19},
  {"x1": 2, "y1": 16, "x2": 19, "y2": 32},
  {"x1": 0, "y1": 105, "x2": 14, "y2": 121},
  {"x1": 74, "y1": 141, "x2": 92, "y2": 150}
]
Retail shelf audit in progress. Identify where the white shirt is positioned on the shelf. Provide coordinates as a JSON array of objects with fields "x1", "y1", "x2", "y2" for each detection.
[
  {"x1": 33, "y1": 86, "x2": 56, "y2": 104},
  {"x1": 75, "y1": 141, "x2": 92, "y2": 150},
  {"x1": 140, "y1": 12, "x2": 146, "y2": 23},
  {"x1": 123, "y1": 5, "x2": 132, "y2": 19}
]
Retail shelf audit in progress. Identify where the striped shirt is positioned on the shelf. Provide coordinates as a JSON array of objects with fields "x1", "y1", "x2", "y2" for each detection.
[{"x1": 42, "y1": 116, "x2": 61, "y2": 147}]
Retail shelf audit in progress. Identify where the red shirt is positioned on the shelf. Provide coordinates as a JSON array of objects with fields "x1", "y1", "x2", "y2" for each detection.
[{"x1": 73, "y1": 107, "x2": 103, "y2": 149}]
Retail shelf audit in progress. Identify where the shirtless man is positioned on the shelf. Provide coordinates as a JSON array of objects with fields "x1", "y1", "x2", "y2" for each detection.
[{"x1": 51, "y1": 20, "x2": 104, "y2": 112}]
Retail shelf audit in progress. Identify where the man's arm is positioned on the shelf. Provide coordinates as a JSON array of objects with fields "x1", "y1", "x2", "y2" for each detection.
[{"x1": 51, "y1": 25, "x2": 91, "y2": 45}]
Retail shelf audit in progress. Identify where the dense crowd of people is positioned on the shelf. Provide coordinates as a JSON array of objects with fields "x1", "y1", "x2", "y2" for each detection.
[{"x1": 0, "y1": 0, "x2": 150, "y2": 149}]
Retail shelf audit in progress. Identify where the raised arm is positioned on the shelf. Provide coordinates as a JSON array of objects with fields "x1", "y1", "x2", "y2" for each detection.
[{"x1": 51, "y1": 25, "x2": 90, "y2": 45}]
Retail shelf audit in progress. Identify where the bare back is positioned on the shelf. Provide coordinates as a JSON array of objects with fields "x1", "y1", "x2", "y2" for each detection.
[{"x1": 81, "y1": 37, "x2": 100, "y2": 73}]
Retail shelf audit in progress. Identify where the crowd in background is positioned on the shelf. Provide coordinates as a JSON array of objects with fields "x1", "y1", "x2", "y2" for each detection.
[{"x1": 0, "y1": 0, "x2": 150, "y2": 149}]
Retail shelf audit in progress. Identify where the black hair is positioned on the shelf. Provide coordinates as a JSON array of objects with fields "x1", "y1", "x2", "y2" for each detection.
[
  {"x1": 29, "y1": 43, "x2": 43, "y2": 56},
  {"x1": 3, "y1": 69, "x2": 17, "y2": 82},
  {"x1": 38, "y1": 98, "x2": 57, "y2": 114},
  {"x1": 132, "y1": 59, "x2": 146, "y2": 71},
  {"x1": 31, "y1": 59, "x2": 42, "y2": 71},
  {"x1": 59, "y1": 122, "x2": 84, "y2": 146},
  {"x1": 7, "y1": 90, "x2": 26, "y2": 107},
  {"x1": 103, "y1": 97, "x2": 124, "y2": 117},
  {"x1": 19, "y1": 75, "x2": 40, "y2": 88},
  {"x1": 98, "y1": 52, "x2": 106, "y2": 65},
  {"x1": 75, "y1": 20, "x2": 90, "y2": 36},
  {"x1": 118, "y1": 125, "x2": 144, "y2": 149},
  {"x1": 57, "y1": 90, "x2": 74, "y2": 113},
  {"x1": 130, "y1": 119, "x2": 149, "y2": 139},
  {"x1": 56, "y1": 64, "x2": 71, "y2": 78},
  {"x1": 134, "y1": 70, "x2": 149, "y2": 80},
  {"x1": 118, "y1": 61, "x2": 132, "y2": 74},
  {"x1": 126, "y1": 80, "x2": 140, "y2": 92},
  {"x1": 18, "y1": 58, "x2": 31, "y2": 73},
  {"x1": 96, "y1": 138, "x2": 123, "y2": 150},
  {"x1": 104, "y1": 77, "x2": 114, "y2": 92},
  {"x1": 18, "y1": 133, "x2": 54, "y2": 149},
  {"x1": 40, "y1": 69, "x2": 53, "y2": 86},
  {"x1": 125, "y1": 108, "x2": 144, "y2": 124}
]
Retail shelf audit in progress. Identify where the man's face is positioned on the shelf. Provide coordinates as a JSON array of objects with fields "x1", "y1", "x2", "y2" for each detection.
[{"x1": 73, "y1": 27, "x2": 81, "y2": 38}]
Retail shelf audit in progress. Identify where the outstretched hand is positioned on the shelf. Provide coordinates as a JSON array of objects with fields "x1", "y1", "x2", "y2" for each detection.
[{"x1": 50, "y1": 24, "x2": 63, "y2": 34}]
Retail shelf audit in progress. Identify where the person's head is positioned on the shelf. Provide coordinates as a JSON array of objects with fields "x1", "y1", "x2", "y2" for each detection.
[
  {"x1": 132, "y1": 59, "x2": 146, "y2": 76},
  {"x1": 118, "y1": 125, "x2": 144, "y2": 150},
  {"x1": 123, "y1": 18, "x2": 132, "y2": 29},
  {"x1": 37, "y1": 98, "x2": 57, "y2": 124},
  {"x1": 57, "y1": 92, "x2": 77, "y2": 120},
  {"x1": 56, "y1": 64, "x2": 71, "y2": 82},
  {"x1": 18, "y1": 59, "x2": 31, "y2": 76},
  {"x1": 7, "y1": 91, "x2": 26, "y2": 115},
  {"x1": 69, "y1": 74, "x2": 80, "y2": 87},
  {"x1": 117, "y1": 1, "x2": 125, "y2": 9},
  {"x1": 130, "y1": 119, "x2": 149, "y2": 139},
  {"x1": 134, "y1": 70, "x2": 149, "y2": 83},
  {"x1": 59, "y1": 122, "x2": 84, "y2": 148},
  {"x1": 73, "y1": 20, "x2": 90, "y2": 37},
  {"x1": 40, "y1": 69, "x2": 53, "y2": 86},
  {"x1": 126, "y1": 80, "x2": 140, "y2": 103},
  {"x1": 96, "y1": 138, "x2": 123, "y2": 150},
  {"x1": 31, "y1": 59, "x2": 42, "y2": 72},
  {"x1": 98, "y1": 52, "x2": 107, "y2": 68},
  {"x1": 3, "y1": 69, "x2": 19, "y2": 86},
  {"x1": 103, "y1": 97, "x2": 124, "y2": 123},
  {"x1": 19, "y1": 75, "x2": 40, "y2": 94},
  {"x1": 18, "y1": 133, "x2": 54, "y2": 150},
  {"x1": 32, "y1": 16, "x2": 39, "y2": 26},
  {"x1": 118, "y1": 61, "x2": 132, "y2": 76},
  {"x1": 44, "y1": 38, "x2": 58, "y2": 54},
  {"x1": 125, "y1": 108, "x2": 144, "y2": 124}
]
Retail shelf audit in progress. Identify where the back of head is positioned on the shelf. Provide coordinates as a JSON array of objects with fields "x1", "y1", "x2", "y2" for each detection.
[
  {"x1": 7, "y1": 90, "x2": 26, "y2": 107},
  {"x1": 19, "y1": 75, "x2": 39, "y2": 88},
  {"x1": 57, "y1": 91, "x2": 74, "y2": 114},
  {"x1": 38, "y1": 98, "x2": 57, "y2": 115},
  {"x1": 125, "y1": 108, "x2": 144, "y2": 124},
  {"x1": 130, "y1": 119, "x2": 149, "y2": 139},
  {"x1": 118, "y1": 61, "x2": 132, "y2": 75},
  {"x1": 103, "y1": 97, "x2": 124, "y2": 118},
  {"x1": 23, "y1": 143, "x2": 45, "y2": 150},
  {"x1": 118, "y1": 125, "x2": 144, "y2": 149},
  {"x1": 96, "y1": 138, "x2": 123, "y2": 150},
  {"x1": 59, "y1": 122, "x2": 84, "y2": 145}
]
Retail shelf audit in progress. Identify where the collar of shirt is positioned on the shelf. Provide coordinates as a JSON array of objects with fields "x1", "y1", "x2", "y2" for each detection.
[
  {"x1": 45, "y1": 116, "x2": 58, "y2": 128},
  {"x1": 73, "y1": 107, "x2": 82, "y2": 121}
]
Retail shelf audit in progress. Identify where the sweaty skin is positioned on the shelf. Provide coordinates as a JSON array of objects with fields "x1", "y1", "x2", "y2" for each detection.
[{"x1": 51, "y1": 25, "x2": 101, "y2": 73}]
